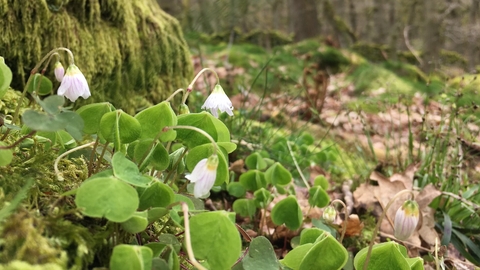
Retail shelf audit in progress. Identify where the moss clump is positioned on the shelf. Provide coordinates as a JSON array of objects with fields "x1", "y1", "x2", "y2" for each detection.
[
  {"x1": 350, "y1": 43, "x2": 390, "y2": 63},
  {"x1": 0, "y1": 210, "x2": 68, "y2": 267},
  {"x1": 440, "y1": 50, "x2": 468, "y2": 68},
  {"x1": 0, "y1": 0, "x2": 193, "y2": 113}
]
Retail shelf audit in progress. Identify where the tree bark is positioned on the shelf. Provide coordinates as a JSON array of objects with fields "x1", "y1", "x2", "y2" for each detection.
[
  {"x1": 422, "y1": 0, "x2": 445, "y2": 72},
  {"x1": 289, "y1": 0, "x2": 320, "y2": 41}
]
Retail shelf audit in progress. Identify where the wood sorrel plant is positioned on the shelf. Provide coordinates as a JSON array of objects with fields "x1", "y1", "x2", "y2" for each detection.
[{"x1": 0, "y1": 48, "x2": 244, "y2": 269}]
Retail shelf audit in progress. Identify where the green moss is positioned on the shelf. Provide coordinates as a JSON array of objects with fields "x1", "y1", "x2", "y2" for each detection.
[
  {"x1": 350, "y1": 43, "x2": 391, "y2": 63},
  {"x1": 440, "y1": 50, "x2": 468, "y2": 68},
  {"x1": 0, "y1": 0, "x2": 193, "y2": 113}
]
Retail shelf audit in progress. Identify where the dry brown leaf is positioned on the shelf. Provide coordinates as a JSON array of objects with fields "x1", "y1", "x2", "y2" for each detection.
[
  {"x1": 229, "y1": 159, "x2": 245, "y2": 174},
  {"x1": 342, "y1": 214, "x2": 364, "y2": 237},
  {"x1": 353, "y1": 183, "x2": 377, "y2": 210}
]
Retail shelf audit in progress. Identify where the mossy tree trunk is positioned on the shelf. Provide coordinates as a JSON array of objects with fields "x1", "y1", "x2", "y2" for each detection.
[{"x1": 0, "y1": 0, "x2": 193, "y2": 113}]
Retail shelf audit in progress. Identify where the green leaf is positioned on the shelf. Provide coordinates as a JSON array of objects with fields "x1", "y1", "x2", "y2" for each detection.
[
  {"x1": 253, "y1": 188, "x2": 273, "y2": 208},
  {"x1": 441, "y1": 211, "x2": 452, "y2": 245},
  {"x1": 299, "y1": 228, "x2": 326, "y2": 245},
  {"x1": 147, "y1": 207, "x2": 169, "y2": 223},
  {"x1": 239, "y1": 170, "x2": 267, "y2": 191},
  {"x1": 144, "y1": 243, "x2": 166, "y2": 258},
  {"x1": 245, "y1": 152, "x2": 267, "y2": 170},
  {"x1": 0, "y1": 57, "x2": 12, "y2": 99},
  {"x1": 76, "y1": 102, "x2": 113, "y2": 134},
  {"x1": 27, "y1": 73, "x2": 53, "y2": 96},
  {"x1": 36, "y1": 95, "x2": 64, "y2": 115},
  {"x1": 100, "y1": 110, "x2": 141, "y2": 144},
  {"x1": 75, "y1": 176, "x2": 139, "y2": 222},
  {"x1": 190, "y1": 211, "x2": 242, "y2": 270},
  {"x1": 0, "y1": 142, "x2": 13, "y2": 166},
  {"x1": 308, "y1": 186, "x2": 330, "y2": 208},
  {"x1": 185, "y1": 143, "x2": 229, "y2": 186},
  {"x1": 176, "y1": 112, "x2": 223, "y2": 149},
  {"x1": 280, "y1": 244, "x2": 313, "y2": 270},
  {"x1": 299, "y1": 233, "x2": 348, "y2": 270},
  {"x1": 138, "y1": 182, "x2": 175, "y2": 210},
  {"x1": 265, "y1": 162, "x2": 292, "y2": 185},
  {"x1": 242, "y1": 236, "x2": 280, "y2": 270},
  {"x1": 121, "y1": 211, "x2": 149, "y2": 233},
  {"x1": 135, "y1": 101, "x2": 177, "y2": 142},
  {"x1": 110, "y1": 245, "x2": 152, "y2": 270},
  {"x1": 227, "y1": 182, "x2": 247, "y2": 198},
  {"x1": 22, "y1": 110, "x2": 66, "y2": 132},
  {"x1": 353, "y1": 242, "x2": 410, "y2": 270},
  {"x1": 232, "y1": 198, "x2": 257, "y2": 218},
  {"x1": 313, "y1": 175, "x2": 329, "y2": 190},
  {"x1": 112, "y1": 152, "x2": 151, "y2": 187},
  {"x1": 57, "y1": 111, "x2": 84, "y2": 141},
  {"x1": 405, "y1": 257, "x2": 424, "y2": 270},
  {"x1": 297, "y1": 133, "x2": 314, "y2": 146},
  {"x1": 271, "y1": 195, "x2": 303, "y2": 230},
  {"x1": 133, "y1": 139, "x2": 169, "y2": 171}
]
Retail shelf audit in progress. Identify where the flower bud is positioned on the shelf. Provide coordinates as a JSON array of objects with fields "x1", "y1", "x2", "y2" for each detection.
[
  {"x1": 54, "y1": 61, "x2": 65, "y2": 82},
  {"x1": 323, "y1": 205, "x2": 337, "y2": 223},
  {"x1": 179, "y1": 103, "x2": 190, "y2": 115},
  {"x1": 394, "y1": 200, "x2": 419, "y2": 240}
]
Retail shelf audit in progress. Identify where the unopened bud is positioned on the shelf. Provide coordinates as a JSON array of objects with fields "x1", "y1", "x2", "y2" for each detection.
[
  {"x1": 179, "y1": 103, "x2": 190, "y2": 115},
  {"x1": 54, "y1": 61, "x2": 65, "y2": 82},
  {"x1": 323, "y1": 205, "x2": 337, "y2": 223},
  {"x1": 394, "y1": 200, "x2": 419, "y2": 240}
]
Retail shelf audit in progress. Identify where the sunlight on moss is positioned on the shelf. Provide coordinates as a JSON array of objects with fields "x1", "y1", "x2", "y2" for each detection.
[{"x1": 0, "y1": 0, "x2": 193, "y2": 112}]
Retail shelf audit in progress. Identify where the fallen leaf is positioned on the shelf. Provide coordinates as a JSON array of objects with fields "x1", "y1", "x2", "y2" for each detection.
[{"x1": 342, "y1": 214, "x2": 364, "y2": 237}]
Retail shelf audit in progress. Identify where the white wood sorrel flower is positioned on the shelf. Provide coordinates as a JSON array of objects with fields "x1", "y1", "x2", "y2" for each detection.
[
  {"x1": 201, "y1": 84, "x2": 233, "y2": 118},
  {"x1": 394, "y1": 200, "x2": 420, "y2": 240},
  {"x1": 186, "y1": 155, "x2": 219, "y2": 198},
  {"x1": 57, "y1": 64, "x2": 91, "y2": 102}
]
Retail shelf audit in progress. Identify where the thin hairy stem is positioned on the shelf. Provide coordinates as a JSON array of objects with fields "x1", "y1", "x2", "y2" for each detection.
[
  {"x1": 329, "y1": 199, "x2": 348, "y2": 243},
  {"x1": 286, "y1": 141, "x2": 310, "y2": 189},
  {"x1": 182, "y1": 203, "x2": 207, "y2": 270}
]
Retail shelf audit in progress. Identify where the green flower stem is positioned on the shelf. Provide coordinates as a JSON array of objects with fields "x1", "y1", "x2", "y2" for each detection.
[
  {"x1": 54, "y1": 141, "x2": 96, "y2": 181},
  {"x1": 95, "y1": 141, "x2": 109, "y2": 174},
  {"x1": 166, "y1": 125, "x2": 218, "y2": 155},
  {"x1": 87, "y1": 136, "x2": 100, "y2": 177},
  {"x1": 165, "y1": 88, "x2": 185, "y2": 103},
  {"x1": 182, "y1": 202, "x2": 207, "y2": 270},
  {"x1": 182, "y1": 68, "x2": 219, "y2": 104},
  {"x1": 286, "y1": 141, "x2": 310, "y2": 189},
  {"x1": 363, "y1": 189, "x2": 415, "y2": 270},
  {"x1": 329, "y1": 199, "x2": 348, "y2": 243}
]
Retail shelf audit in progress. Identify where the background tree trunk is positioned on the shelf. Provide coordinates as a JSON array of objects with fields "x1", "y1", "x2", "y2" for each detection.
[{"x1": 289, "y1": 0, "x2": 321, "y2": 41}]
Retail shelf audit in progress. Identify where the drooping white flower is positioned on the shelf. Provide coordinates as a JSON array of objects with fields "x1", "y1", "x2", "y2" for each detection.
[
  {"x1": 394, "y1": 200, "x2": 420, "y2": 240},
  {"x1": 201, "y1": 84, "x2": 233, "y2": 118},
  {"x1": 185, "y1": 155, "x2": 218, "y2": 198},
  {"x1": 54, "y1": 61, "x2": 65, "y2": 82},
  {"x1": 57, "y1": 64, "x2": 90, "y2": 102}
]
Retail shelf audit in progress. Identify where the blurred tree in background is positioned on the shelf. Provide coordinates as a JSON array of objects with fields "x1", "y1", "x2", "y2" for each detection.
[{"x1": 159, "y1": 0, "x2": 480, "y2": 72}]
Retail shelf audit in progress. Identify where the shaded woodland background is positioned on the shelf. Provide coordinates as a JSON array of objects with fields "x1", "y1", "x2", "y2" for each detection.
[{"x1": 158, "y1": 0, "x2": 480, "y2": 73}]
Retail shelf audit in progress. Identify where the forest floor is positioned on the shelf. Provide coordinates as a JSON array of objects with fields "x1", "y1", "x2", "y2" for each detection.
[{"x1": 187, "y1": 39, "x2": 480, "y2": 270}]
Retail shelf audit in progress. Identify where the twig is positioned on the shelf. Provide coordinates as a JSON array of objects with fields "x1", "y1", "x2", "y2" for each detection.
[
  {"x1": 403, "y1": 26, "x2": 423, "y2": 66},
  {"x1": 0, "y1": 130, "x2": 36, "y2": 149},
  {"x1": 341, "y1": 180, "x2": 354, "y2": 215}
]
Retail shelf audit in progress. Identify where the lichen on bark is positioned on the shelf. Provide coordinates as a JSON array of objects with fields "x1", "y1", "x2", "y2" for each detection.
[{"x1": 0, "y1": 0, "x2": 193, "y2": 112}]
